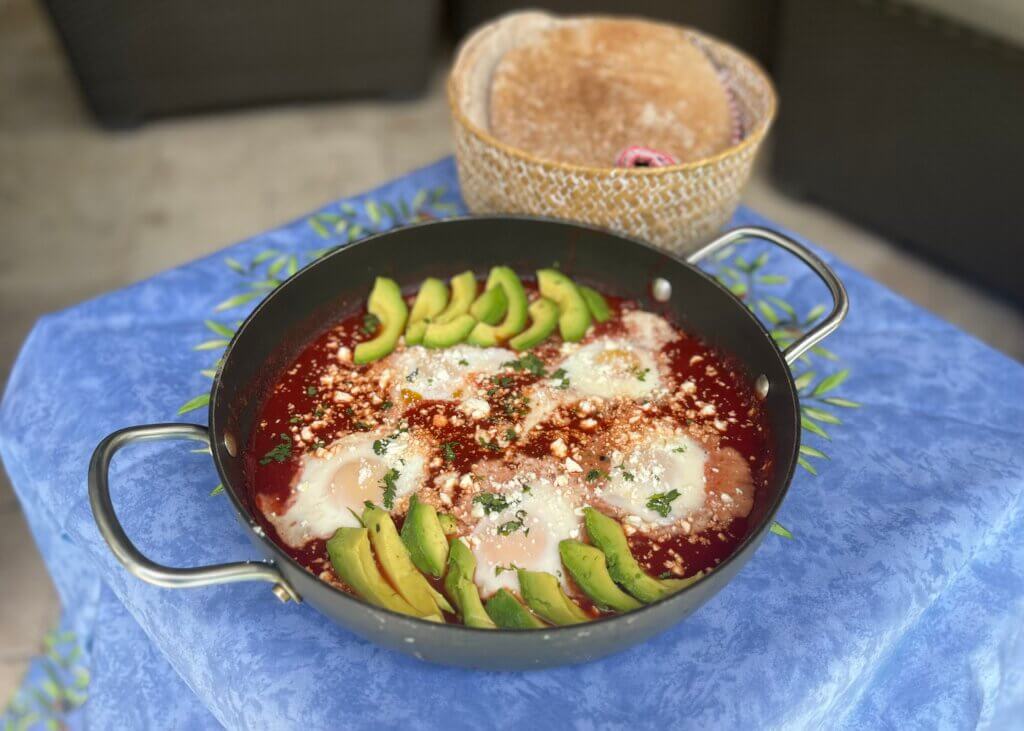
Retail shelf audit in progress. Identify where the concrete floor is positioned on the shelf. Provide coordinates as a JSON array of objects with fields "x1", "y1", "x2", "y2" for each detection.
[{"x1": 2, "y1": 0, "x2": 1023, "y2": 710}]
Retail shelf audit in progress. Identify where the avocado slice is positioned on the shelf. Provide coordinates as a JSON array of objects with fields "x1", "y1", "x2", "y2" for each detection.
[
  {"x1": 423, "y1": 313, "x2": 476, "y2": 348},
  {"x1": 408, "y1": 277, "x2": 449, "y2": 324},
  {"x1": 400, "y1": 496, "x2": 450, "y2": 577},
  {"x1": 362, "y1": 505, "x2": 452, "y2": 617},
  {"x1": 508, "y1": 297, "x2": 559, "y2": 350},
  {"x1": 484, "y1": 589, "x2": 547, "y2": 629},
  {"x1": 466, "y1": 266, "x2": 529, "y2": 345},
  {"x1": 517, "y1": 570, "x2": 589, "y2": 625},
  {"x1": 537, "y1": 269, "x2": 591, "y2": 342},
  {"x1": 353, "y1": 277, "x2": 409, "y2": 364},
  {"x1": 558, "y1": 540, "x2": 642, "y2": 612},
  {"x1": 434, "y1": 271, "x2": 478, "y2": 323},
  {"x1": 444, "y1": 538, "x2": 497, "y2": 629},
  {"x1": 662, "y1": 572, "x2": 704, "y2": 593},
  {"x1": 579, "y1": 285, "x2": 612, "y2": 323},
  {"x1": 326, "y1": 527, "x2": 421, "y2": 617},
  {"x1": 437, "y1": 513, "x2": 459, "y2": 536},
  {"x1": 469, "y1": 286, "x2": 508, "y2": 326},
  {"x1": 404, "y1": 320, "x2": 427, "y2": 346},
  {"x1": 584, "y1": 508, "x2": 673, "y2": 603}
]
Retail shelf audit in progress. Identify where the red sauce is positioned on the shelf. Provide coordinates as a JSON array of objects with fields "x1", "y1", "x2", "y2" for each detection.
[{"x1": 246, "y1": 285, "x2": 773, "y2": 618}]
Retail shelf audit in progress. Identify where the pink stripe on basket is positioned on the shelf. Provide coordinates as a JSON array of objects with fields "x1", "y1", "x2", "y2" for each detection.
[{"x1": 615, "y1": 146, "x2": 679, "y2": 168}]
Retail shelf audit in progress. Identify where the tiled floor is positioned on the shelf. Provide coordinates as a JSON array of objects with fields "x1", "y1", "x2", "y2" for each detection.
[{"x1": 2, "y1": 0, "x2": 1022, "y2": 710}]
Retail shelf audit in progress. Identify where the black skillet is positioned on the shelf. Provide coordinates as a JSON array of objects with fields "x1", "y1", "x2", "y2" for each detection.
[{"x1": 89, "y1": 217, "x2": 847, "y2": 670}]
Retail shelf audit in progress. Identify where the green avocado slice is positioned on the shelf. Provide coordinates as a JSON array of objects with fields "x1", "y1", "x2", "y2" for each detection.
[
  {"x1": 508, "y1": 297, "x2": 559, "y2": 350},
  {"x1": 469, "y1": 286, "x2": 508, "y2": 325},
  {"x1": 423, "y1": 313, "x2": 476, "y2": 348},
  {"x1": 362, "y1": 505, "x2": 452, "y2": 617},
  {"x1": 537, "y1": 269, "x2": 591, "y2": 342},
  {"x1": 400, "y1": 496, "x2": 450, "y2": 578},
  {"x1": 517, "y1": 570, "x2": 589, "y2": 625},
  {"x1": 467, "y1": 266, "x2": 529, "y2": 345},
  {"x1": 326, "y1": 527, "x2": 421, "y2": 617},
  {"x1": 408, "y1": 277, "x2": 449, "y2": 324},
  {"x1": 584, "y1": 508, "x2": 673, "y2": 603},
  {"x1": 444, "y1": 538, "x2": 497, "y2": 629},
  {"x1": 662, "y1": 572, "x2": 705, "y2": 593},
  {"x1": 437, "y1": 513, "x2": 459, "y2": 536},
  {"x1": 558, "y1": 540, "x2": 642, "y2": 612},
  {"x1": 404, "y1": 320, "x2": 427, "y2": 346},
  {"x1": 434, "y1": 271, "x2": 478, "y2": 323},
  {"x1": 353, "y1": 277, "x2": 409, "y2": 364},
  {"x1": 484, "y1": 589, "x2": 547, "y2": 629},
  {"x1": 579, "y1": 285, "x2": 612, "y2": 323}
]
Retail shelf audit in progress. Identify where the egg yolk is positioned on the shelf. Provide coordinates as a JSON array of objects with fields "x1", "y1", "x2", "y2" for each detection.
[{"x1": 328, "y1": 456, "x2": 387, "y2": 508}]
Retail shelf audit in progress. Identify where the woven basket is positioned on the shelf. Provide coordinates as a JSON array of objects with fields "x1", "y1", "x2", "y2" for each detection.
[{"x1": 448, "y1": 12, "x2": 777, "y2": 255}]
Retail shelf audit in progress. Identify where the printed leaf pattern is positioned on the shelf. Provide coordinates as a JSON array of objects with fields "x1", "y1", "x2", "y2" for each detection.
[
  {"x1": 1, "y1": 630, "x2": 89, "y2": 729},
  {"x1": 705, "y1": 244, "x2": 861, "y2": 538}
]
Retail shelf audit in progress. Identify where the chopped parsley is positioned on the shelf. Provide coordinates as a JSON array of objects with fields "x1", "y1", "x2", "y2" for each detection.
[
  {"x1": 617, "y1": 466, "x2": 635, "y2": 481},
  {"x1": 308, "y1": 439, "x2": 326, "y2": 452},
  {"x1": 458, "y1": 358, "x2": 470, "y2": 366},
  {"x1": 634, "y1": 367, "x2": 651, "y2": 382},
  {"x1": 494, "y1": 563, "x2": 520, "y2": 577},
  {"x1": 289, "y1": 415, "x2": 302, "y2": 424},
  {"x1": 646, "y1": 489, "x2": 681, "y2": 517},
  {"x1": 441, "y1": 441, "x2": 460, "y2": 462},
  {"x1": 406, "y1": 368, "x2": 419, "y2": 382},
  {"x1": 305, "y1": 385, "x2": 318, "y2": 397},
  {"x1": 504, "y1": 428, "x2": 518, "y2": 442},
  {"x1": 259, "y1": 433, "x2": 292, "y2": 465},
  {"x1": 380, "y1": 468, "x2": 400, "y2": 509},
  {"x1": 478, "y1": 437, "x2": 501, "y2": 452},
  {"x1": 585, "y1": 469, "x2": 609, "y2": 482},
  {"x1": 497, "y1": 509, "x2": 528, "y2": 536},
  {"x1": 473, "y1": 492, "x2": 510, "y2": 515},
  {"x1": 672, "y1": 445, "x2": 688, "y2": 453},
  {"x1": 314, "y1": 406, "x2": 325, "y2": 418},
  {"x1": 381, "y1": 400, "x2": 393, "y2": 410},
  {"x1": 491, "y1": 375, "x2": 515, "y2": 389},
  {"x1": 360, "y1": 312, "x2": 381, "y2": 335},
  {"x1": 502, "y1": 353, "x2": 546, "y2": 376},
  {"x1": 551, "y1": 367, "x2": 570, "y2": 389},
  {"x1": 354, "y1": 421, "x2": 371, "y2": 431}
]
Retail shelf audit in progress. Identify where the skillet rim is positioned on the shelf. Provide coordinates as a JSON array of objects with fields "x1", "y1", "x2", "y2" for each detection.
[{"x1": 209, "y1": 214, "x2": 800, "y2": 636}]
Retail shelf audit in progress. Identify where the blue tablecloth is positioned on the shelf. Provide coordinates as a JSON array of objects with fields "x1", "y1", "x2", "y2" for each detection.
[{"x1": 2, "y1": 158, "x2": 1023, "y2": 730}]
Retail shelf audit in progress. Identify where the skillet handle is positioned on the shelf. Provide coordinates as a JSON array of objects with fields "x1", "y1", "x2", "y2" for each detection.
[
  {"x1": 88, "y1": 423, "x2": 299, "y2": 603},
  {"x1": 687, "y1": 226, "x2": 849, "y2": 365}
]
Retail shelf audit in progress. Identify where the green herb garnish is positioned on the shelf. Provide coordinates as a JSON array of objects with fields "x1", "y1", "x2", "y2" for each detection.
[
  {"x1": 372, "y1": 438, "x2": 389, "y2": 455},
  {"x1": 306, "y1": 386, "x2": 318, "y2": 397},
  {"x1": 406, "y1": 368, "x2": 419, "y2": 382},
  {"x1": 672, "y1": 445, "x2": 687, "y2": 453},
  {"x1": 381, "y1": 400, "x2": 393, "y2": 410},
  {"x1": 505, "y1": 428, "x2": 518, "y2": 442},
  {"x1": 646, "y1": 489, "x2": 681, "y2": 517},
  {"x1": 618, "y1": 467, "x2": 635, "y2": 481},
  {"x1": 259, "y1": 433, "x2": 292, "y2": 465},
  {"x1": 441, "y1": 441, "x2": 460, "y2": 462},
  {"x1": 634, "y1": 367, "x2": 650, "y2": 382},
  {"x1": 380, "y1": 468, "x2": 400, "y2": 509},
  {"x1": 585, "y1": 469, "x2": 608, "y2": 482},
  {"x1": 494, "y1": 563, "x2": 520, "y2": 576},
  {"x1": 360, "y1": 312, "x2": 381, "y2": 335},
  {"x1": 498, "y1": 509, "x2": 528, "y2": 536},
  {"x1": 458, "y1": 358, "x2": 470, "y2": 366},
  {"x1": 478, "y1": 437, "x2": 501, "y2": 452},
  {"x1": 502, "y1": 353, "x2": 546, "y2": 376},
  {"x1": 551, "y1": 367, "x2": 570, "y2": 389},
  {"x1": 473, "y1": 492, "x2": 510, "y2": 515}
]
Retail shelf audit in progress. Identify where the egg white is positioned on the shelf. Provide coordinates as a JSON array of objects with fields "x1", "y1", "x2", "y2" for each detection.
[
  {"x1": 557, "y1": 338, "x2": 662, "y2": 400},
  {"x1": 620, "y1": 310, "x2": 678, "y2": 351},
  {"x1": 597, "y1": 431, "x2": 707, "y2": 526},
  {"x1": 268, "y1": 430, "x2": 427, "y2": 548},
  {"x1": 469, "y1": 480, "x2": 581, "y2": 597},
  {"x1": 385, "y1": 345, "x2": 514, "y2": 401}
]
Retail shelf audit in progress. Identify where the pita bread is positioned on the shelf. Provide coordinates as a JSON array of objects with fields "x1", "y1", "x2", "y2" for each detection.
[{"x1": 488, "y1": 17, "x2": 735, "y2": 167}]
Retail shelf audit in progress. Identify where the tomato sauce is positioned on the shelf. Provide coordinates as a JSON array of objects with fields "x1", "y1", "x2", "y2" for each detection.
[{"x1": 245, "y1": 286, "x2": 773, "y2": 615}]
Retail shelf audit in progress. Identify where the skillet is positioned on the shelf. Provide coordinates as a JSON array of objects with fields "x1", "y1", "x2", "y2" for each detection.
[{"x1": 89, "y1": 217, "x2": 847, "y2": 670}]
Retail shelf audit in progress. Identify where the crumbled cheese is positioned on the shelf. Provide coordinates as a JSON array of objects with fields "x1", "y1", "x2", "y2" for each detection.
[
  {"x1": 337, "y1": 346, "x2": 352, "y2": 362},
  {"x1": 564, "y1": 457, "x2": 583, "y2": 473},
  {"x1": 550, "y1": 438, "x2": 568, "y2": 458},
  {"x1": 333, "y1": 391, "x2": 353, "y2": 403}
]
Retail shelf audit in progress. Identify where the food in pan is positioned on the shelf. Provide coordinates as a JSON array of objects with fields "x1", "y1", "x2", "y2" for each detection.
[{"x1": 249, "y1": 267, "x2": 772, "y2": 628}]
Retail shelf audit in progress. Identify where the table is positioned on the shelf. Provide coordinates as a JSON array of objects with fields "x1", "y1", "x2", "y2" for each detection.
[{"x1": 2, "y1": 158, "x2": 1022, "y2": 730}]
